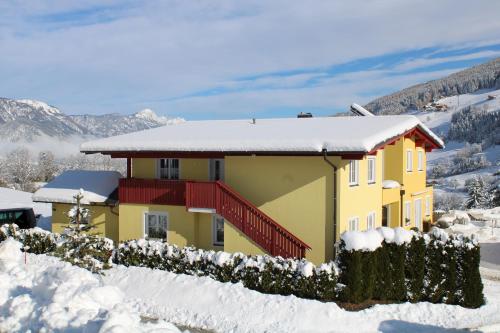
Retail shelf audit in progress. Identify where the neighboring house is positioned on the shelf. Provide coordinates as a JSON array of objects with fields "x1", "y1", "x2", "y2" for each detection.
[
  {"x1": 72, "y1": 115, "x2": 444, "y2": 264},
  {"x1": 32, "y1": 170, "x2": 120, "y2": 240}
]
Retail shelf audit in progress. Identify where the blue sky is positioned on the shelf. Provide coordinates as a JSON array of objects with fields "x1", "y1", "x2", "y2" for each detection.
[{"x1": 1, "y1": 1, "x2": 499, "y2": 120}]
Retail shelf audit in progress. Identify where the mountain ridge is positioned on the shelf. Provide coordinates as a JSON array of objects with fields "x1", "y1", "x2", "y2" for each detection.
[
  {"x1": 0, "y1": 97, "x2": 184, "y2": 142},
  {"x1": 365, "y1": 57, "x2": 500, "y2": 115}
]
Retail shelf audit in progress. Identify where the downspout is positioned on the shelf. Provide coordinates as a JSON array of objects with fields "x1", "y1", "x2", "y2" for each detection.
[
  {"x1": 322, "y1": 149, "x2": 338, "y2": 257},
  {"x1": 399, "y1": 188, "x2": 405, "y2": 227}
]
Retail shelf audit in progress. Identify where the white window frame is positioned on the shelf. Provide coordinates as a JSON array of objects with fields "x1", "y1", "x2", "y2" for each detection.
[
  {"x1": 406, "y1": 150, "x2": 413, "y2": 172},
  {"x1": 212, "y1": 214, "x2": 224, "y2": 246},
  {"x1": 425, "y1": 195, "x2": 431, "y2": 216},
  {"x1": 144, "y1": 211, "x2": 168, "y2": 240},
  {"x1": 405, "y1": 201, "x2": 411, "y2": 226},
  {"x1": 417, "y1": 150, "x2": 424, "y2": 171},
  {"x1": 348, "y1": 160, "x2": 359, "y2": 186},
  {"x1": 367, "y1": 157, "x2": 376, "y2": 184},
  {"x1": 367, "y1": 212, "x2": 376, "y2": 230},
  {"x1": 157, "y1": 158, "x2": 180, "y2": 180},
  {"x1": 348, "y1": 217, "x2": 359, "y2": 231}
]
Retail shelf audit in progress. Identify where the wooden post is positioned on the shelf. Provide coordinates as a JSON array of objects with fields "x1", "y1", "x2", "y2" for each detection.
[{"x1": 126, "y1": 157, "x2": 131, "y2": 179}]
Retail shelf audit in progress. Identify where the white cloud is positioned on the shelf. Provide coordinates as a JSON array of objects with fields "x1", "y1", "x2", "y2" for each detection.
[{"x1": 0, "y1": 0, "x2": 499, "y2": 117}]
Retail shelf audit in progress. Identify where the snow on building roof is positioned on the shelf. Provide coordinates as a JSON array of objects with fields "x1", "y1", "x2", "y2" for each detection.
[
  {"x1": 32, "y1": 170, "x2": 121, "y2": 205},
  {"x1": 80, "y1": 115, "x2": 444, "y2": 154},
  {"x1": 350, "y1": 103, "x2": 375, "y2": 117},
  {"x1": 0, "y1": 187, "x2": 34, "y2": 211}
]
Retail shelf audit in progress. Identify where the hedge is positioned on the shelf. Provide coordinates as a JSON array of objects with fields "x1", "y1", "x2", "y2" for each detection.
[
  {"x1": 116, "y1": 239, "x2": 338, "y2": 301},
  {"x1": 0, "y1": 224, "x2": 484, "y2": 308},
  {"x1": 337, "y1": 227, "x2": 484, "y2": 308}
]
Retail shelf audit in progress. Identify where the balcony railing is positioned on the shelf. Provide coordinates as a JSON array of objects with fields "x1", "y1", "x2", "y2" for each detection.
[
  {"x1": 119, "y1": 177, "x2": 311, "y2": 258},
  {"x1": 119, "y1": 178, "x2": 186, "y2": 206}
]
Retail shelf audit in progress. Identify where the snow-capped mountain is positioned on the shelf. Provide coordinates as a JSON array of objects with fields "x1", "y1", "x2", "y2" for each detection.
[{"x1": 0, "y1": 98, "x2": 183, "y2": 142}]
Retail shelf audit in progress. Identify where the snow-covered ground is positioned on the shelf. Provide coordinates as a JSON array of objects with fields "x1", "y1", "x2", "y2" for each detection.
[
  {"x1": 0, "y1": 239, "x2": 183, "y2": 332},
  {"x1": 1, "y1": 237, "x2": 500, "y2": 333},
  {"x1": 413, "y1": 89, "x2": 500, "y2": 201},
  {"x1": 0, "y1": 187, "x2": 51, "y2": 230}
]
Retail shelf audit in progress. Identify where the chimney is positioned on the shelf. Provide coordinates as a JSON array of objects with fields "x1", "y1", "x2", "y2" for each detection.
[{"x1": 297, "y1": 112, "x2": 313, "y2": 118}]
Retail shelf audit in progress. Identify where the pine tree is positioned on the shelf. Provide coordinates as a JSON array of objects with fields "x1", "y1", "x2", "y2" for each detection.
[
  {"x1": 66, "y1": 189, "x2": 91, "y2": 235},
  {"x1": 466, "y1": 176, "x2": 493, "y2": 209}
]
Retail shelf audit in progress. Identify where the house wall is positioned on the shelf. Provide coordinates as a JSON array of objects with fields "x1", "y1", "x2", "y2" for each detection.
[
  {"x1": 117, "y1": 203, "x2": 222, "y2": 251},
  {"x1": 131, "y1": 158, "x2": 209, "y2": 180},
  {"x1": 224, "y1": 156, "x2": 337, "y2": 264},
  {"x1": 51, "y1": 203, "x2": 119, "y2": 243},
  {"x1": 337, "y1": 151, "x2": 384, "y2": 235},
  {"x1": 383, "y1": 136, "x2": 434, "y2": 229}
]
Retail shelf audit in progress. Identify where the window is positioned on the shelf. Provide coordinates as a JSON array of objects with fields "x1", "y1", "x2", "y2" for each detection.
[
  {"x1": 212, "y1": 214, "x2": 224, "y2": 246},
  {"x1": 349, "y1": 160, "x2": 359, "y2": 186},
  {"x1": 158, "y1": 158, "x2": 180, "y2": 180},
  {"x1": 406, "y1": 150, "x2": 413, "y2": 172},
  {"x1": 209, "y1": 159, "x2": 225, "y2": 181},
  {"x1": 417, "y1": 150, "x2": 424, "y2": 171},
  {"x1": 367, "y1": 157, "x2": 376, "y2": 184},
  {"x1": 144, "y1": 212, "x2": 168, "y2": 240},
  {"x1": 348, "y1": 217, "x2": 359, "y2": 231},
  {"x1": 414, "y1": 199, "x2": 422, "y2": 230},
  {"x1": 425, "y1": 196, "x2": 431, "y2": 216},
  {"x1": 367, "y1": 212, "x2": 376, "y2": 230},
  {"x1": 405, "y1": 201, "x2": 411, "y2": 226}
]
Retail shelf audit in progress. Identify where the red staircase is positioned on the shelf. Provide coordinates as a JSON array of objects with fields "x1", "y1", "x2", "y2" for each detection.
[{"x1": 186, "y1": 181, "x2": 311, "y2": 259}]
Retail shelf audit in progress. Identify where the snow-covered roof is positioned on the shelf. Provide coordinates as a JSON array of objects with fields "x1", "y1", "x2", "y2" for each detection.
[
  {"x1": 32, "y1": 170, "x2": 121, "y2": 205},
  {"x1": 0, "y1": 187, "x2": 34, "y2": 211},
  {"x1": 80, "y1": 115, "x2": 444, "y2": 154}
]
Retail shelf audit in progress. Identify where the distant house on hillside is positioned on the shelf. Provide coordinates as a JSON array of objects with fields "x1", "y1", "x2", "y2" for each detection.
[{"x1": 35, "y1": 115, "x2": 444, "y2": 264}]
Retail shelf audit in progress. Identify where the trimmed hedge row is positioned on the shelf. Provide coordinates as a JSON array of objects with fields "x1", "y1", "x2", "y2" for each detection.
[
  {"x1": 0, "y1": 224, "x2": 484, "y2": 308},
  {"x1": 116, "y1": 239, "x2": 338, "y2": 301},
  {"x1": 337, "y1": 229, "x2": 484, "y2": 308}
]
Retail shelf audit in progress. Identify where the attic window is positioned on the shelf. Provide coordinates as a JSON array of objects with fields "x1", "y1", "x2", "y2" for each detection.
[{"x1": 349, "y1": 160, "x2": 359, "y2": 186}]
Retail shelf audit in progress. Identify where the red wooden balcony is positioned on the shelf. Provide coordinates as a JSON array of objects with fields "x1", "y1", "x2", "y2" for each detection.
[
  {"x1": 119, "y1": 178, "x2": 186, "y2": 205},
  {"x1": 119, "y1": 178, "x2": 311, "y2": 258}
]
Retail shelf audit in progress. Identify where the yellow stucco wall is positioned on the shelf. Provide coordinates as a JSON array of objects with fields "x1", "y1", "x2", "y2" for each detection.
[
  {"x1": 117, "y1": 203, "x2": 221, "y2": 250},
  {"x1": 131, "y1": 158, "x2": 209, "y2": 180},
  {"x1": 224, "y1": 156, "x2": 338, "y2": 264},
  {"x1": 383, "y1": 136, "x2": 434, "y2": 229},
  {"x1": 51, "y1": 203, "x2": 119, "y2": 243},
  {"x1": 337, "y1": 151, "x2": 384, "y2": 234}
]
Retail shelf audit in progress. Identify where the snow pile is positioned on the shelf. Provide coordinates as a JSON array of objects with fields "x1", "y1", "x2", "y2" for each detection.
[
  {"x1": 0, "y1": 238, "x2": 23, "y2": 270},
  {"x1": 341, "y1": 227, "x2": 415, "y2": 251},
  {"x1": 32, "y1": 170, "x2": 120, "y2": 204},
  {"x1": 0, "y1": 241, "x2": 181, "y2": 332},
  {"x1": 438, "y1": 210, "x2": 471, "y2": 224},
  {"x1": 382, "y1": 179, "x2": 401, "y2": 189}
]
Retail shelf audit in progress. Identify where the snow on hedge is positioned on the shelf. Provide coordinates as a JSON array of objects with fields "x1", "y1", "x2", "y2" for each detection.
[
  {"x1": 81, "y1": 115, "x2": 444, "y2": 153},
  {"x1": 341, "y1": 227, "x2": 415, "y2": 251}
]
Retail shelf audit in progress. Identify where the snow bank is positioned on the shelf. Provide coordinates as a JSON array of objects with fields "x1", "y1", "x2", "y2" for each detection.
[
  {"x1": 0, "y1": 241, "x2": 181, "y2": 332},
  {"x1": 0, "y1": 238, "x2": 22, "y2": 270}
]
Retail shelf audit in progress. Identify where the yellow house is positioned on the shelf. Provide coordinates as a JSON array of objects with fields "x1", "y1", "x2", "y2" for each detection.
[
  {"x1": 68, "y1": 115, "x2": 440, "y2": 264},
  {"x1": 32, "y1": 170, "x2": 120, "y2": 241}
]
